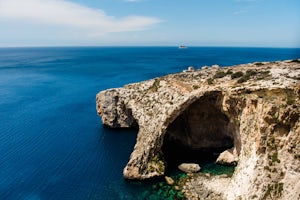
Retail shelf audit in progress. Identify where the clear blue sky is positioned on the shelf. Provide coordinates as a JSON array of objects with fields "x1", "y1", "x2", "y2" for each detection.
[{"x1": 0, "y1": 0, "x2": 299, "y2": 47}]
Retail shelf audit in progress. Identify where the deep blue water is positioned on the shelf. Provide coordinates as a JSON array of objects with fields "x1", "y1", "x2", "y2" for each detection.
[{"x1": 0, "y1": 47, "x2": 299, "y2": 200}]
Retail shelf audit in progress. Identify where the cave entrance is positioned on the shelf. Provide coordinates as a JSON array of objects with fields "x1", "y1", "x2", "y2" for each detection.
[{"x1": 162, "y1": 92, "x2": 237, "y2": 173}]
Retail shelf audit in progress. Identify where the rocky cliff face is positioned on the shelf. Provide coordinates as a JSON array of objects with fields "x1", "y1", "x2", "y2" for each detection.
[{"x1": 96, "y1": 60, "x2": 300, "y2": 200}]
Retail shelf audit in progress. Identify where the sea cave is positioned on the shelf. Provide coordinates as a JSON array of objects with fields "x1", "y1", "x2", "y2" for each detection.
[{"x1": 162, "y1": 92, "x2": 240, "y2": 172}]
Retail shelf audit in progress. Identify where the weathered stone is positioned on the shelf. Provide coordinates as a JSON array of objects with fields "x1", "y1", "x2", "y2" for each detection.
[
  {"x1": 219, "y1": 174, "x2": 228, "y2": 178},
  {"x1": 188, "y1": 66, "x2": 195, "y2": 71},
  {"x1": 212, "y1": 64, "x2": 220, "y2": 69},
  {"x1": 96, "y1": 89, "x2": 137, "y2": 128},
  {"x1": 96, "y1": 60, "x2": 300, "y2": 199},
  {"x1": 165, "y1": 176, "x2": 174, "y2": 185},
  {"x1": 216, "y1": 148, "x2": 238, "y2": 166},
  {"x1": 178, "y1": 163, "x2": 201, "y2": 173}
]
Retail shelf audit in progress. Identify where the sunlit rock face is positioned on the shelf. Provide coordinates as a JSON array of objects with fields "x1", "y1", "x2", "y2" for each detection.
[{"x1": 96, "y1": 59, "x2": 300, "y2": 200}]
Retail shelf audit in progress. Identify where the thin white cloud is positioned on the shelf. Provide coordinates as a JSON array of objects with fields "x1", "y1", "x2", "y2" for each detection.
[
  {"x1": 233, "y1": 10, "x2": 248, "y2": 15},
  {"x1": 0, "y1": 0, "x2": 161, "y2": 34}
]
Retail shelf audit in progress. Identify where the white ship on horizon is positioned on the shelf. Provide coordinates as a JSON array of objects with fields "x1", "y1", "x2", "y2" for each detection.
[{"x1": 178, "y1": 45, "x2": 188, "y2": 49}]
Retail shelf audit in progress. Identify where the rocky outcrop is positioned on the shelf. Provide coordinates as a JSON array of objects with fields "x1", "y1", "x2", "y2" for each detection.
[
  {"x1": 216, "y1": 148, "x2": 238, "y2": 165},
  {"x1": 96, "y1": 89, "x2": 138, "y2": 128},
  {"x1": 96, "y1": 59, "x2": 300, "y2": 199},
  {"x1": 165, "y1": 176, "x2": 175, "y2": 185},
  {"x1": 178, "y1": 163, "x2": 201, "y2": 173}
]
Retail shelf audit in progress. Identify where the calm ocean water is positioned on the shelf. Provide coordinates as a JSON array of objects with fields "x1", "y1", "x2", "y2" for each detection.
[{"x1": 0, "y1": 47, "x2": 299, "y2": 200}]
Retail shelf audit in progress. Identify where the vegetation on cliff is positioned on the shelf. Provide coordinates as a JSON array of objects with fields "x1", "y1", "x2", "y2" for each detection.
[{"x1": 96, "y1": 59, "x2": 300, "y2": 200}]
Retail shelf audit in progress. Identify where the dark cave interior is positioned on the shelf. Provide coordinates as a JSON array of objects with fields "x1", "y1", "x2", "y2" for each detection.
[{"x1": 162, "y1": 93, "x2": 236, "y2": 171}]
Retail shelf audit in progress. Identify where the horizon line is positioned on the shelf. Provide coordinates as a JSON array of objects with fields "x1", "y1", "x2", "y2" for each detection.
[{"x1": 1, "y1": 45, "x2": 300, "y2": 49}]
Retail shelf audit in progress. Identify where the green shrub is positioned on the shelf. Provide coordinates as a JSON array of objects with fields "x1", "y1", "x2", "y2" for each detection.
[
  {"x1": 261, "y1": 70, "x2": 270, "y2": 75},
  {"x1": 255, "y1": 62, "x2": 264, "y2": 66},
  {"x1": 246, "y1": 69, "x2": 257, "y2": 76},
  {"x1": 237, "y1": 76, "x2": 249, "y2": 83},
  {"x1": 287, "y1": 98, "x2": 295, "y2": 105},
  {"x1": 276, "y1": 183, "x2": 284, "y2": 196},
  {"x1": 236, "y1": 70, "x2": 257, "y2": 83},
  {"x1": 207, "y1": 78, "x2": 213, "y2": 85},
  {"x1": 256, "y1": 70, "x2": 271, "y2": 80},
  {"x1": 271, "y1": 152, "x2": 280, "y2": 163},
  {"x1": 213, "y1": 71, "x2": 226, "y2": 79},
  {"x1": 226, "y1": 70, "x2": 233, "y2": 75},
  {"x1": 231, "y1": 71, "x2": 244, "y2": 79},
  {"x1": 290, "y1": 59, "x2": 300, "y2": 63},
  {"x1": 193, "y1": 85, "x2": 199, "y2": 89}
]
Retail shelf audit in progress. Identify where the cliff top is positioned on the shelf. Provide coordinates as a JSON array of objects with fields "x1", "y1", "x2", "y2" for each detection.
[
  {"x1": 125, "y1": 59, "x2": 300, "y2": 95},
  {"x1": 96, "y1": 59, "x2": 300, "y2": 200}
]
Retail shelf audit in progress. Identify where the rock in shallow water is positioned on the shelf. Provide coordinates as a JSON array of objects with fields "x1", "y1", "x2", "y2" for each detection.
[
  {"x1": 164, "y1": 176, "x2": 174, "y2": 185},
  {"x1": 178, "y1": 163, "x2": 201, "y2": 173},
  {"x1": 216, "y1": 148, "x2": 238, "y2": 166},
  {"x1": 96, "y1": 59, "x2": 300, "y2": 199}
]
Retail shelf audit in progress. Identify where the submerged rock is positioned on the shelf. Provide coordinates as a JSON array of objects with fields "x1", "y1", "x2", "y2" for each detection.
[
  {"x1": 178, "y1": 163, "x2": 201, "y2": 173},
  {"x1": 96, "y1": 59, "x2": 300, "y2": 199},
  {"x1": 165, "y1": 176, "x2": 174, "y2": 185}
]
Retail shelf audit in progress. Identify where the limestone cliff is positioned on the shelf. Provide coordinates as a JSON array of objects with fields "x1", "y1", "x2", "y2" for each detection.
[{"x1": 96, "y1": 60, "x2": 300, "y2": 200}]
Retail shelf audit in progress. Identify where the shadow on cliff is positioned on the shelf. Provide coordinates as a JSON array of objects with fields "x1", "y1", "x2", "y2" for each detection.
[
  {"x1": 161, "y1": 92, "x2": 237, "y2": 173},
  {"x1": 162, "y1": 140, "x2": 232, "y2": 173}
]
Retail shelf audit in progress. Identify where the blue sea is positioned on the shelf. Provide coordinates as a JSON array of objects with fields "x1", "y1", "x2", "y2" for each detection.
[{"x1": 0, "y1": 47, "x2": 299, "y2": 200}]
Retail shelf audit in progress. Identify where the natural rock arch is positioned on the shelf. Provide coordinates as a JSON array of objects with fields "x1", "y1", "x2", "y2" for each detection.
[
  {"x1": 97, "y1": 60, "x2": 300, "y2": 199},
  {"x1": 161, "y1": 91, "x2": 240, "y2": 169}
]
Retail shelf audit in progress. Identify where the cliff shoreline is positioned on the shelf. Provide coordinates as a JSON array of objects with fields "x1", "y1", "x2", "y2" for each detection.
[{"x1": 96, "y1": 59, "x2": 300, "y2": 199}]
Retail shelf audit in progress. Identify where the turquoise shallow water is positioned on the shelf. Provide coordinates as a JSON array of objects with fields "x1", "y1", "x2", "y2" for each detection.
[{"x1": 0, "y1": 47, "x2": 299, "y2": 200}]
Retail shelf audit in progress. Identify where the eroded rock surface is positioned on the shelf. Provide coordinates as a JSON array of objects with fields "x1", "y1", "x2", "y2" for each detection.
[
  {"x1": 216, "y1": 148, "x2": 238, "y2": 166},
  {"x1": 178, "y1": 163, "x2": 201, "y2": 173},
  {"x1": 165, "y1": 176, "x2": 175, "y2": 185},
  {"x1": 96, "y1": 59, "x2": 300, "y2": 199}
]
